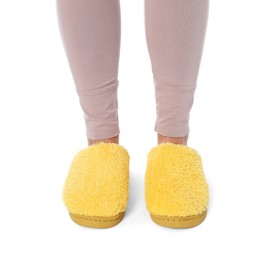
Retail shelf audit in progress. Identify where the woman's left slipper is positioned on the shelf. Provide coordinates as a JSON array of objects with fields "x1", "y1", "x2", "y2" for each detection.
[{"x1": 145, "y1": 142, "x2": 209, "y2": 228}]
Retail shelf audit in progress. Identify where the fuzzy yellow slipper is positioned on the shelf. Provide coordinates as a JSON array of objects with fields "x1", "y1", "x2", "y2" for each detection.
[
  {"x1": 145, "y1": 142, "x2": 209, "y2": 228},
  {"x1": 62, "y1": 142, "x2": 130, "y2": 228}
]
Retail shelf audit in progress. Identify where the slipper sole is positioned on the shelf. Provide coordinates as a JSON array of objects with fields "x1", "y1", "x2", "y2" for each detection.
[
  {"x1": 150, "y1": 209, "x2": 207, "y2": 228},
  {"x1": 69, "y1": 211, "x2": 125, "y2": 228}
]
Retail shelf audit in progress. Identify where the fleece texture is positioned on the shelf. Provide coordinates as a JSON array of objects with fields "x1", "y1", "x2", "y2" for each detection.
[
  {"x1": 63, "y1": 142, "x2": 130, "y2": 217},
  {"x1": 145, "y1": 143, "x2": 209, "y2": 217}
]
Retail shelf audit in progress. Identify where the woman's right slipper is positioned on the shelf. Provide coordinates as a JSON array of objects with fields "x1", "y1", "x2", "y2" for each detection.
[{"x1": 62, "y1": 142, "x2": 130, "y2": 228}]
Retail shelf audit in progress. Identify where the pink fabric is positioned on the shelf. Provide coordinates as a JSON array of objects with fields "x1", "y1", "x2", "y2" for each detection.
[{"x1": 56, "y1": 0, "x2": 209, "y2": 140}]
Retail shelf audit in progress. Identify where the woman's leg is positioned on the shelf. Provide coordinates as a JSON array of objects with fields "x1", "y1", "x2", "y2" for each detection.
[
  {"x1": 56, "y1": 0, "x2": 121, "y2": 145},
  {"x1": 144, "y1": 0, "x2": 209, "y2": 145}
]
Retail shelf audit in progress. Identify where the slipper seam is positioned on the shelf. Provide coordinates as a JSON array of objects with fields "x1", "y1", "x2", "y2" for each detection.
[
  {"x1": 70, "y1": 213, "x2": 124, "y2": 223},
  {"x1": 151, "y1": 211, "x2": 206, "y2": 222}
]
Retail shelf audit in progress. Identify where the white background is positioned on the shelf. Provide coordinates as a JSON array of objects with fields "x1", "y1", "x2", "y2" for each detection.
[{"x1": 0, "y1": 0, "x2": 265, "y2": 259}]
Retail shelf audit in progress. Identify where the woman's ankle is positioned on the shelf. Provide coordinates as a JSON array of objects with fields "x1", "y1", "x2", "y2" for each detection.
[
  {"x1": 157, "y1": 133, "x2": 188, "y2": 146},
  {"x1": 87, "y1": 135, "x2": 119, "y2": 146}
]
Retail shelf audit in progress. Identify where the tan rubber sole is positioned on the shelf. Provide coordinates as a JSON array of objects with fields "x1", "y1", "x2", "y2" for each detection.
[
  {"x1": 69, "y1": 211, "x2": 125, "y2": 228},
  {"x1": 150, "y1": 210, "x2": 207, "y2": 228}
]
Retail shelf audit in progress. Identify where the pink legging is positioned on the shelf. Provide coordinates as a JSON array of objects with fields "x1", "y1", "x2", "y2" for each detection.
[{"x1": 56, "y1": 0, "x2": 209, "y2": 140}]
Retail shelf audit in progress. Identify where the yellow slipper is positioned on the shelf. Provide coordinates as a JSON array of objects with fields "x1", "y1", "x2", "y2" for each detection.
[
  {"x1": 145, "y1": 142, "x2": 209, "y2": 228},
  {"x1": 62, "y1": 142, "x2": 130, "y2": 228}
]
